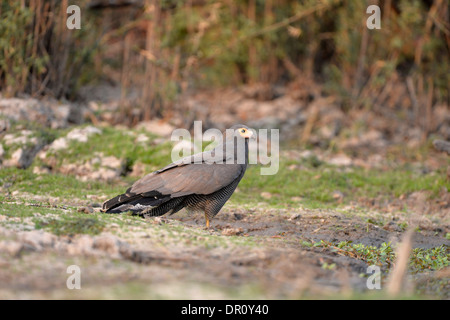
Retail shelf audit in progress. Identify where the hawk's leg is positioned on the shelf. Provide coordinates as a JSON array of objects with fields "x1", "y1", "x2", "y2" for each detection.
[{"x1": 205, "y1": 212, "x2": 210, "y2": 228}]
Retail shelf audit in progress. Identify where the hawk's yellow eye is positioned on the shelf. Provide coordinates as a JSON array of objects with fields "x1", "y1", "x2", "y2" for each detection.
[{"x1": 240, "y1": 128, "x2": 246, "y2": 133}]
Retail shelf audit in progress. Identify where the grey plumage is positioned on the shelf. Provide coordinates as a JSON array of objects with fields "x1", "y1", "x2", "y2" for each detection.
[{"x1": 102, "y1": 124, "x2": 254, "y2": 227}]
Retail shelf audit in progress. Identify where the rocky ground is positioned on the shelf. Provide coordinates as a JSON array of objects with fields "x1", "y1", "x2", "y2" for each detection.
[
  {"x1": 0, "y1": 204, "x2": 448, "y2": 299},
  {"x1": 0, "y1": 88, "x2": 449, "y2": 299}
]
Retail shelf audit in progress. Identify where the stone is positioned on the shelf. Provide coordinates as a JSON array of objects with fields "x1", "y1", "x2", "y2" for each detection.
[
  {"x1": 327, "y1": 154, "x2": 353, "y2": 167},
  {"x1": 0, "y1": 240, "x2": 23, "y2": 257},
  {"x1": 260, "y1": 192, "x2": 272, "y2": 199},
  {"x1": 221, "y1": 227, "x2": 244, "y2": 236},
  {"x1": 48, "y1": 137, "x2": 68, "y2": 151},
  {"x1": 66, "y1": 126, "x2": 102, "y2": 142},
  {"x1": 135, "y1": 120, "x2": 175, "y2": 137},
  {"x1": 18, "y1": 230, "x2": 56, "y2": 251},
  {"x1": 93, "y1": 235, "x2": 122, "y2": 255},
  {"x1": 0, "y1": 97, "x2": 73, "y2": 129}
]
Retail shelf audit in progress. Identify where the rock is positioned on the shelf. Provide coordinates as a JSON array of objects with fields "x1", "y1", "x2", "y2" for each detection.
[
  {"x1": 4, "y1": 148, "x2": 31, "y2": 169},
  {"x1": 152, "y1": 217, "x2": 168, "y2": 225},
  {"x1": 221, "y1": 227, "x2": 244, "y2": 236},
  {"x1": 232, "y1": 213, "x2": 244, "y2": 220},
  {"x1": 3, "y1": 130, "x2": 38, "y2": 146},
  {"x1": 32, "y1": 166, "x2": 51, "y2": 175},
  {"x1": 2, "y1": 130, "x2": 47, "y2": 169},
  {"x1": 93, "y1": 235, "x2": 118, "y2": 254},
  {"x1": 260, "y1": 192, "x2": 272, "y2": 199},
  {"x1": 332, "y1": 190, "x2": 344, "y2": 202},
  {"x1": 17, "y1": 230, "x2": 56, "y2": 251},
  {"x1": 66, "y1": 126, "x2": 102, "y2": 142},
  {"x1": 383, "y1": 221, "x2": 402, "y2": 232},
  {"x1": 86, "y1": 167, "x2": 118, "y2": 181},
  {"x1": 101, "y1": 155, "x2": 122, "y2": 170},
  {"x1": 130, "y1": 161, "x2": 147, "y2": 178},
  {"x1": 0, "y1": 240, "x2": 23, "y2": 257},
  {"x1": 327, "y1": 154, "x2": 353, "y2": 167},
  {"x1": 433, "y1": 140, "x2": 450, "y2": 155},
  {"x1": 288, "y1": 214, "x2": 302, "y2": 221},
  {"x1": 0, "y1": 97, "x2": 74, "y2": 129},
  {"x1": 63, "y1": 235, "x2": 95, "y2": 256},
  {"x1": 136, "y1": 133, "x2": 150, "y2": 143},
  {"x1": 57, "y1": 152, "x2": 122, "y2": 181},
  {"x1": 0, "y1": 144, "x2": 4, "y2": 159},
  {"x1": 299, "y1": 150, "x2": 314, "y2": 159},
  {"x1": 135, "y1": 120, "x2": 175, "y2": 137},
  {"x1": 93, "y1": 235, "x2": 129, "y2": 256},
  {"x1": 48, "y1": 137, "x2": 68, "y2": 151},
  {"x1": 77, "y1": 206, "x2": 94, "y2": 214}
]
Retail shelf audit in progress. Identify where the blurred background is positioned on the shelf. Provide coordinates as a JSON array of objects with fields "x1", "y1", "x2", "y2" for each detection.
[{"x1": 1, "y1": 0, "x2": 448, "y2": 142}]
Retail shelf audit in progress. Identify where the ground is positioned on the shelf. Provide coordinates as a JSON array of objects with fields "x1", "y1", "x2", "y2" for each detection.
[
  {"x1": 0, "y1": 204, "x2": 448, "y2": 299},
  {"x1": 0, "y1": 119, "x2": 448, "y2": 299}
]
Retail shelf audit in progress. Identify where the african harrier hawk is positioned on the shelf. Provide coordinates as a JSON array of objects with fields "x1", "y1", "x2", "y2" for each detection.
[{"x1": 102, "y1": 124, "x2": 254, "y2": 227}]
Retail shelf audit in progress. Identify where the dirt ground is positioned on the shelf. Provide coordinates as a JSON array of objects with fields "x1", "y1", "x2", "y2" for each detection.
[
  {"x1": 0, "y1": 85, "x2": 449, "y2": 299},
  {"x1": 0, "y1": 203, "x2": 448, "y2": 299}
]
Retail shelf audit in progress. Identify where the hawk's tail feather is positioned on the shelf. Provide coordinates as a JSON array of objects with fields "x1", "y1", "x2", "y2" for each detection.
[{"x1": 102, "y1": 192, "x2": 172, "y2": 214}]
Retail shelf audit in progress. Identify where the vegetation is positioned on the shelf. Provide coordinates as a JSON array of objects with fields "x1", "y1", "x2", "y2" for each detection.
[
  {"x1": 0, "y1": 0, "x2": 99, "y2": 98},
  {"x1": 0, "y1": 1, "x2": 448, "y2": 300},
  {"x1": 1, "y1": 0, "x2": 448, "y2": 123},
  {"x1": 34, "y1": 215, "x2": 105, "y2": 236},
  {"x1": 314, "y1": 240, "x2": 449, "y2": 274},
  {"x1": 1, "y1": 124, "x2": 447, "y2": 210}
]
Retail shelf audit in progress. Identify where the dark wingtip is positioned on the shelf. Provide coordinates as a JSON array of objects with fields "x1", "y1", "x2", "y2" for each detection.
[{"x1": 101, "y1": 194, "x2": 123, "y2": 213}]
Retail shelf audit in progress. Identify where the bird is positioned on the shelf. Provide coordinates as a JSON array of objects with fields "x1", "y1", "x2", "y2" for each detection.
[{"x1": 101, "y1": 124, "x2": 254, "y2": 228}]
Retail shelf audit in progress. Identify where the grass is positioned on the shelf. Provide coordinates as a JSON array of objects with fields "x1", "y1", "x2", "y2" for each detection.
[
  {"x1": 34, "y1": 215, "x2": 105, "y2": 236},
  {"x1": 44, "y1": 125, "x2": 172, "y2": 170},
  {"x1": 0, "y1": 166, "x2": 124, "y2": 201},
  {"x1": 234, "y1": 160, "x2": 448, "y2": 209},
  {"x1": 313, "y1": 240, "x2": 449, "y2": 274},
  {"x1": 2, "y1": 123, "x2": 448, "y2": 212}
]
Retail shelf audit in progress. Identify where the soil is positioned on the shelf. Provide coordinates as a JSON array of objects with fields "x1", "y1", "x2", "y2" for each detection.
[{"x1": 0, "y1": 205, "x2": 448, "y2": 299}]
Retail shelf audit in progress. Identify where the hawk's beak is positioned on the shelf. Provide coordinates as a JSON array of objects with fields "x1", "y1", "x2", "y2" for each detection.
[{"x1": 244, "y1": 130, "x2": 256, "y2": 140}]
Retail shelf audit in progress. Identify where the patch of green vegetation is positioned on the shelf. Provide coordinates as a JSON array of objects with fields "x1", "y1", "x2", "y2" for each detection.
[
  {"x1": 233, "y1": 159, "x2": 448, "y2": 209},
  {"x1": 410, "y1": 246, "x2": 449, "y2": 273},
  {"x1": 0, "y1": 166, "x2": 125, "y2": 201},
  {"x1": 0, "y1": 121, "x2": 62, "y2": 159},
  {"x1": 45, "y1": 126, "x2": 172, "y2": 170},
  {"x1": 321, "y1": 262, "x2": 336, "y2": 270},
  {"x1": 34, "y1": 215, "x2": 105, "y2": 236},
  {"x1": 314, "y1": 240, "x2": 449, "y2": 274},
  {"x1": 365, "y1": 218, "x2": 385, "y2": 227},
  {"x1": 316, "y1": 240, "x2": 395, "y2": 267},
  {"x1": 0, "y1": 201, "x2": 62, "y2": 218}
]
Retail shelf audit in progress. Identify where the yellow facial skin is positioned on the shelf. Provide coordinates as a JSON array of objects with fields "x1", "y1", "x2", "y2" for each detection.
[{"x1": 238, "y1": 127, "x2": 253, "y2": 139}]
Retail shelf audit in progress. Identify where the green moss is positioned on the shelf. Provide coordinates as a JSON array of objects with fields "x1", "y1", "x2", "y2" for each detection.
[{"x1": 34, "y1": 215, "x2": 105, "y2": 236}]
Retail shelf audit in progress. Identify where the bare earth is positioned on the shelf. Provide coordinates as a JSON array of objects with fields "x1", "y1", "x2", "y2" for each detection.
[{"x1": 0, "y1": 203, "x2": 448, "y2": 299}]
